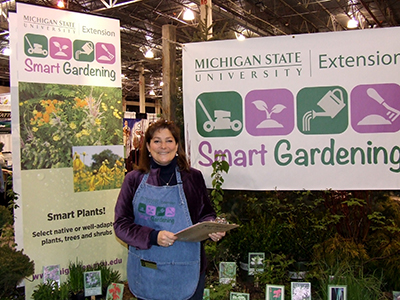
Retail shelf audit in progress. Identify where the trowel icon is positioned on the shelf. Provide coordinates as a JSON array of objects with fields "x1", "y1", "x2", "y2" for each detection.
[{"x1": 302, "y1": 88, "x2": 346, "y2": 131}]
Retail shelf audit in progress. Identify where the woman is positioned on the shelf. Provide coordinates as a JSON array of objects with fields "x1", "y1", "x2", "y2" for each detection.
[
  {"x1": 123, "y1": 120, "x2": 133, "y2": 158},
  {"x1": 114, "y1": 119, "x2": 225, "y2": 300}
]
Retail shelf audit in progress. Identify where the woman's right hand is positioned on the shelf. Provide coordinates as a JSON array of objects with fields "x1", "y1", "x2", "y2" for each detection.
[{"x1": 157, "y1": 230, "x2": 177, "y2": 247}]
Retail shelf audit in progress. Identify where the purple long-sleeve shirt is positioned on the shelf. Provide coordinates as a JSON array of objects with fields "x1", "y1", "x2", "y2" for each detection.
[{"x1": 114, "y1": 166, "x2": 216, "y2": 272}]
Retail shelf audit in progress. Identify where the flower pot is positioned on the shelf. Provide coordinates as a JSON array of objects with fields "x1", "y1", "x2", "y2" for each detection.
[
  {"x1": 70, "y1": 292, "x2": 85, "y2": 300},
  {"x1": 69, "y1": 292, "x2": 105, "y2": 300},
  {"x1": 288, "y1": 261, "x2": 309, "y2": 280},
  {"x1": 239, "y1": 261, "x2": 253, "y2": 283}
]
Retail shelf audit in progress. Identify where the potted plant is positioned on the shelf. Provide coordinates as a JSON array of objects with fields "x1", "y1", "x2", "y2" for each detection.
[
  {"x1": 0, "y1": 205, "x2": 35, "y2": 299},
  {"x1": 67, "y1": 260, "x2": 85, "y2": 300},
  {"x1": 67, "y1": 259, "x2": 123, "y2": 299},
  {"x1": 32, "y1": 281, "x2": 70, "y2": 300},
  {"x1": 94, "y1": 261, "x2": 122, "y2": 298}
]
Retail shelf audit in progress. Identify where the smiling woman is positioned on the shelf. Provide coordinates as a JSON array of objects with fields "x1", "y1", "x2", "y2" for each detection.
[
  {"x1": 114, "y1": 119, "x2": 225, "y2": 300},
  {"x1": 146, "y1": 128, "x2": 178, "y2": 166}
]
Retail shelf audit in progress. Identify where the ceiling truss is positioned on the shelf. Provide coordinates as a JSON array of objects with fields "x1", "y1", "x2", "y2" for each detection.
[{"x1": 0, "y1": 0, "x2": 398, "y2": 100}]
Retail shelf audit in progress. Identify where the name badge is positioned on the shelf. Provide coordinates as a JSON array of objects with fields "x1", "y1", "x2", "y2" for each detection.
[{"x1": 140, "y1": 259, "x2": 157, "y2": 270}]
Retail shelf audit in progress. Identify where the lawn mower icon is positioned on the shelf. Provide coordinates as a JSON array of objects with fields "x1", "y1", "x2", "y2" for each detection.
[
  {"x1": 197, "y1": 98, "x2": 242, "y2": 132},
  {"x1": 25, "y1": 36, "x2": 48, "y2": 56}
]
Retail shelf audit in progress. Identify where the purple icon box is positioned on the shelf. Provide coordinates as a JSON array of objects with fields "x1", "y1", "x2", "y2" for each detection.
[
  {"x1": 96, "y1": 42, "x2": 116, "y2": 64},
  {"x1": 245, "y1": 89, "x2": 294, "y2": 136},
  {"x1": 351, "y1": 83, "x2": 400, "y2": 133},
  {"x1": 49, "y1": 37, "x2": 72, "y2": 60}
]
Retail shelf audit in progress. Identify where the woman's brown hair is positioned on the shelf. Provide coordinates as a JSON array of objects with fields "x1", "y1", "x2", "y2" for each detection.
[{"x1": 137, "y1": 119, "x2": 190, "y2": 172}]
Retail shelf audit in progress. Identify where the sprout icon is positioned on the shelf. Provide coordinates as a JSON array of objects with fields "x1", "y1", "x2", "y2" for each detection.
[
  {"x1": 252, "y1": 100, "x2": 286, "y2": 128},
  {"x1": 53, "y1": 41, "x2": 69, "y2": 57}
]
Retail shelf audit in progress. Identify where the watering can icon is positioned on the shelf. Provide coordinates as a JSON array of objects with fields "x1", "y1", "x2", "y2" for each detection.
[
  {"x1": 302, "y1": 88, "x2": 346, "y2": 131},
  {"x1": 197, "y1": 98, "x2": 242, "y2": 132},
  {"x1": 75, "y1": 42, "x2": 94, "y2": 60},
  {"x1": 25, "y1": 36, "x2": 48, "y2": 56}
]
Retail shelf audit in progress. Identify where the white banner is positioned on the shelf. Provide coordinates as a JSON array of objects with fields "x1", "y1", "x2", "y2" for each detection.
[
  {"x1": 10, "y1": 3, "x2": 125, "y2": 298},
  {"x1": 183, "y1": 28, "x2": 400, "y2": 190}
]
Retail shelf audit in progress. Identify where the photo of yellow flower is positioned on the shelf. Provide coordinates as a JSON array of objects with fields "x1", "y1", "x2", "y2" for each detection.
[
  {"x1": 73, "y1": 145, "x2": 124, "y2": 192},
  {"x1": 19, "y1": 82, "x2": 123, "y2": 170}
]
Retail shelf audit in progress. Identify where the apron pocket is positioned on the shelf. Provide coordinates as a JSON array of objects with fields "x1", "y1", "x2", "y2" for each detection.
[{"x1": 128, "y1": 250, "x2": 200, "y2": 300}]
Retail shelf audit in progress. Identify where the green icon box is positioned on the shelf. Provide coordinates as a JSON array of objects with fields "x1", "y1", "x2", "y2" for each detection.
[
  {"x1": 73, "y1": 40, "x2": 94, "y2": 62},
  {"x1": 156, "y1": 207, "x2": 165, "y2": 216},
  {"x1": 24, "y1": 34, "x2": 48, "y2": 58},
  {"x1": 138, "y1": 203, "x2": 146, "y2": 214},
  {"x1": 196, "y1": 91, "x2": 243, "y2": 137},
  {"x1": 297, "y1": 86, "x2": 348, "y2": 135}
]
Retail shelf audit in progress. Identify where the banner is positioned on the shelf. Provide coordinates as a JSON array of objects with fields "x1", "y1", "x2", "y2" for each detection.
[
  {"x1": 183, "y1": 28, "x2": 400, "y2": 190},
  {"x1": 10, "y1": 3, "x2": 125, "y2": 297}
]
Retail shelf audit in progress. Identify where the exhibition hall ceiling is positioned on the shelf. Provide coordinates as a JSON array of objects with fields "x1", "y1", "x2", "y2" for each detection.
[{"x1": 0, "y1": 0, "x2": 399, "y2": 100}]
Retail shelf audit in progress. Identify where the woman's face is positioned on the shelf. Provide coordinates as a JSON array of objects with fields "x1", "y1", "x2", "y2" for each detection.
[{"x1": 147, "y1": 128, "x2": 178, "y2": 166}]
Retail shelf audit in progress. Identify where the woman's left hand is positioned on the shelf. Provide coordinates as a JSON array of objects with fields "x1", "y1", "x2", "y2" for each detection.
[{"x1": 209, "y1": 231, "x2": 226, "y2": 242}]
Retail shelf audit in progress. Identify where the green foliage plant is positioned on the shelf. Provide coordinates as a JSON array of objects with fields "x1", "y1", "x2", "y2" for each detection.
[
  {"x1": 0, "y1": 205, "x2": 16, "y2": 248},
  {"x1": 312, "y1": 261, "x2": 385, "y2": 300},
  {"x1": 0, "y1": 205, "x2": 12, "y2": 231},
  {"x1": 206, "y1": 282, "x2": 238, "y2": 300},
  {"x1": 210, "y1": 154, "x2": 229, "y2": 216},
  {"x1": 0, "y1": 194, "x2": 35, "y2": 299},
  {"x1": 219, "y1": 190, "x2": 333, "y2": 265},
  {"x1": 95, "y1": 261, "x2": 122, "y2": 291},
  {"x1": 317, "y1": 191, "x2": 400, "y2": 291},
  {"x1": 223, "y1": 217, "x2": 283, "y2": 263},
  {"x1": 257, "y1": 253, "x2": 295, "y2": 290},
  {"x1": 203, "y1": 185, "x2": 400, "y2": 298},
  {"x1": 204, "y1": 154, "x2": 230, "y2": 275},
  {"x1": 0, "y1": 245, "x2": 35, "y2": 299},
  {"x1": 67, "y1": 259, "x2": 86, "y2": 295},
  {"x1": 67, "y1": 259, "x2": 123, "y2": 297},
  {"x1": 32, "y1": 281, "x2": 70, "y2": 300}
]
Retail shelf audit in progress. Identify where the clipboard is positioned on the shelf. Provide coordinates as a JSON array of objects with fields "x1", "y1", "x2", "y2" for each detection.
[{"x1": 174, "y1": 221, "x2": 239, "y2": 242}]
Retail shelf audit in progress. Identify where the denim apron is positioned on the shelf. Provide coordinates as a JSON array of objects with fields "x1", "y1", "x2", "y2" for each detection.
[{"x1": 127, "y1": 168, "x2": 201, "y2": 300}]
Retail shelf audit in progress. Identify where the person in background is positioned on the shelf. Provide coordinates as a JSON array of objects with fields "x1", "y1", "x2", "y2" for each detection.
[
  {"x1": 0, "y1": 142, "x2": 6, "y2": 168},
  {"x1": 123, "y1": 120, "x2": 133, "y2": 158},
  {"x1": 114, "y1": 119, "x2": 225, "y2": 300},
  {"x1": 125, "y1": 134, "x2": 141, "y2": 173},
  {"x1": 0, "y1": 164, "x2": 5, "y2": 207}
]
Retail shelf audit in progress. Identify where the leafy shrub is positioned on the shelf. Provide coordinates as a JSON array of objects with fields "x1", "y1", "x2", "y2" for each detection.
[
  {"x1": 67, "y1": 259, "x2": 122, "y2": 296},
  {"x1": 0, "y1": 245, "x2": 34, "y2": 299},
  {"x1": 312, "y1": 261, "x2": 385, "y2": 300},
  {"x1": 67, "y1": 260, "x2": 86, "y2": 295},
  {"x1": 32, "y1": 281, "x2": 69, "y2": 300},
  {"x1": 0, "y1": 205, "x2": 12, "y2": 230}
]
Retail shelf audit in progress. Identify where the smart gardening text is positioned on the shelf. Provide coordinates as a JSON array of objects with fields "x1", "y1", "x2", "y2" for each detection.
[{"x1": 198, "y1": 138, "x2": 400, "y2": 173}]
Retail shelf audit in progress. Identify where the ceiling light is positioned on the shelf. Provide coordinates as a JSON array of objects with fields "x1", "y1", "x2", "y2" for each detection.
[
  {"x1": 347, "y1": 18, "x2": 358, "y2": 29},
  {"x1": 149, "y1": 90, "x2": 155, "y2": 96},
  {"x1": 2, "y1": 48, "x2": 11, "y2": 56},
  {"x1": 183, "y1": 9, "x2": 195, "y2": 21},
  {"x1": 235, "y1": 32, "x2": 245, "y2": 41},
  {"x1": 57, "y1": 0, "x2": 65, "y2": 8},
  {"x1": 144, "y1": 49, "x2": 154, "y2": 58}
]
